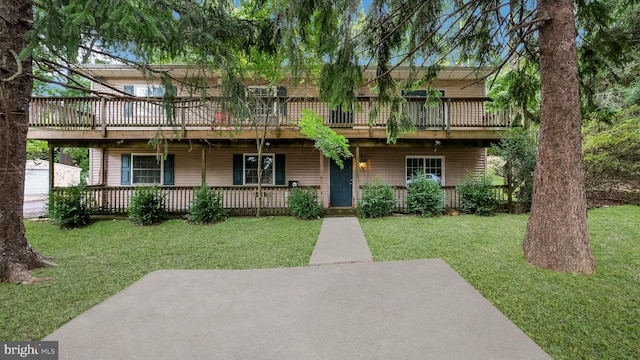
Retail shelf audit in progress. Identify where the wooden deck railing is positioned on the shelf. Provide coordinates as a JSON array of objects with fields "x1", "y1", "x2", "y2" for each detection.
[
  {"x1": 30, "y1": 96, "x2": 511, "y2": 131},
  {"x1": 51, "y1": 186, "x2": 321, "y2": 216},
  {"x1": 50, "y1": 184, "x2": 508, "y2": 216},
  {"x1": 391, "y1": 185, "x2": 509, "y2": 212}
]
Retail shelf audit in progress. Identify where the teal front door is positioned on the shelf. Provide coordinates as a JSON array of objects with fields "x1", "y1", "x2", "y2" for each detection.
[{"x1": 330, "y1": 158, "x2": 353, "y2": 207}]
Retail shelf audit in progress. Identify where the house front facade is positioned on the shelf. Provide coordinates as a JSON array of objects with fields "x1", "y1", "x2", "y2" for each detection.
[{"x1": 28, "y1": 65, "x2": 509, "y2": 215}]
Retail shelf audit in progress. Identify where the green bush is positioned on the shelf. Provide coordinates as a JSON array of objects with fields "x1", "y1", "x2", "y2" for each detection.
[
  {"x1": 457, "y1": 173, "x2": 498, "y2": 216},
  {"x1": 406, "y1": 173, "x2": 446, "y2": 217},
  {"x1": 128, "y1": 185, "x2": 167, "y2": 225},
  {"x1": 47, "y1": 186, "x2": 92, "y2": 229},
  {"x1": 357, "y1": 180, "x2": 395, "y2": 218},
  {"x1": 186, "y1": 185, "x2": 227, "y2": 224},
  {"x1": 288, "y1": 187, "x2": 323, "y2": 219}
]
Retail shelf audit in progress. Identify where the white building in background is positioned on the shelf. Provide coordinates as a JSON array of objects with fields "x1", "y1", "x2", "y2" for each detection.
[{"x1": 25, "y1": 160, "x2": 81, "y2": 195}]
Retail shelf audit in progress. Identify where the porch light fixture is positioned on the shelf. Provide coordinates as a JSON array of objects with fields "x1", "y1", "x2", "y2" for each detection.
[{"x1": 358, "y1": 157, "x2": 368, "y2": 171}]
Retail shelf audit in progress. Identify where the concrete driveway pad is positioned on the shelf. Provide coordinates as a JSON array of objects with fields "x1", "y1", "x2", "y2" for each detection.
[{"x1": 45, "y1": 259, "x2": 550, "y2": 359}]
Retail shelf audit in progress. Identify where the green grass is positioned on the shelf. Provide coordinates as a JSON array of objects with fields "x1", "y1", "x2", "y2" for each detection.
[
  {"x1": 487, "y1": 165, "x2": 506, "y2": 186},
  {"x1": 360, "y1": 205, "x2": 640, "y2": 360},
  {"x1": 3, "y1": 207, "x2": 639, "y2": 359},
  {"x1": 0, "y1": 217, "x2": 321, "y2": 341}
]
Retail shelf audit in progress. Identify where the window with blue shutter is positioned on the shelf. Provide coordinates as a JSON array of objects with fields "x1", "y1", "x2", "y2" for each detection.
[
  {"x1": 233, "y1": 154, "x2": 284, "y2": 185},
  {"x1": 275, "y1": 154, "x2": 285, "y2": 185},
  {"x1": 233, "y1": 154, "x2": 243, "y2": 185},
  {"x1": 122, "y1": 154, "x2": 173, "y2": 185},
  {"x1": 163, "y1": 154, "x2": 175, "y2": 185},
  {"x1": 121, "y1": 154, "x2": 131, "y2": 185}
]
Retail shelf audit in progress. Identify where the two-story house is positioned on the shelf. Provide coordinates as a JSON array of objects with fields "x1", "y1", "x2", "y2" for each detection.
[{"x1": 28, "y1": 64, "x2": 508, "y2": 215}]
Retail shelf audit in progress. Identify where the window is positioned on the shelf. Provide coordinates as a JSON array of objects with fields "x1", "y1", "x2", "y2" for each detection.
[
  {"x1": 123, "y1": 85, "x2": 176, "y2": 117},
  {"x1": 402, "y1": 89, "x2": 445, "y2": 127},
  {"x1": 121, "y1": 154, "x2": 174, "y2": 185},
  {"x1": 246, "y1": 86, "x2": 287, "y2": 118},
  {"x1": 132, "y1": 155, "x2": 162, "y2": 184},
  {"x1": 233, "y1": 154, "x2": 286, "y2": 185},
  {"x1": 243, "y1": 154, "x2": 274, "y2": 185},
  {"x1": 406, "y1": 156, "x2": 444, "y2": 185}
]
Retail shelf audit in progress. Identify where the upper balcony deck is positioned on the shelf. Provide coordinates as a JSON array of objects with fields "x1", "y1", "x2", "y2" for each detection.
[{"x1": 27, "y1": 95, "x2": 512, "y2": 142}]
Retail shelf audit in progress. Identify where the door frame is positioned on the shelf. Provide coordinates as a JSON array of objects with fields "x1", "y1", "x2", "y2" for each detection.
[{"x1": 329, "y1": 158, "x2": 353, "y2": 207}]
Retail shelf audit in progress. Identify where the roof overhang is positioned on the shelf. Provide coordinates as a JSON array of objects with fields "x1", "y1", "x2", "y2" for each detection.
[{"x1": 76, "y1": 64, "x2": 493, "y2": 82}]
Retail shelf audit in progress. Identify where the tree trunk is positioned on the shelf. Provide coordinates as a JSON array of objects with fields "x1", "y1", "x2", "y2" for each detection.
[
  {"x1": 523, "y1": 0, "x2": 596, "y2": 274},
  {"x1": 0, "y1": 1, "x2": 55, "y2": 283}
]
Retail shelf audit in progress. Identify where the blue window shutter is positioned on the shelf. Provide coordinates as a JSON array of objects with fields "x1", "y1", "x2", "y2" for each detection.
[
  {"x1": 124, "y1": 85, "x2": 134, "y2": 116},
  {"x1": 233, "y1": 154, "x2": 243, "y2": 185},
  {"x1": 163, "y1": 154, "x2": 175, "y2": 185},
  {"x1": 121, "y1": 154, "x2": 131, "y2": 185},
  {"x1": 275, "y1": 154, "x2": 285, "y2": 185}
]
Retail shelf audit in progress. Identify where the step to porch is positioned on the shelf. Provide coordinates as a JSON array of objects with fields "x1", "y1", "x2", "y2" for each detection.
[{"x1": 324, "y1": 207, "x2": 357, "y2": 217}]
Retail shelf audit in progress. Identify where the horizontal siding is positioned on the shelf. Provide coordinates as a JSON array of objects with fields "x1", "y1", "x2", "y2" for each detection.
[
  {"x1": 357, "y1": 147, "x2": 485, "y2": 187},
  {"x1": 206, "y1": 147, "x2": 323, "y2": 187},
  {"x1": 103, "y1": 146, "x2": 326, "y2": 187},
  {"x1": 433, "y1": 79, "x2": 485, "y2": 98},
  {"x1": 95, "y1": 144, "x2": 485, "y2": 206},
  {"x1": 91, "y1": 78, "x2": 484, "y2": 99},
  {"x1": 88, "y1": 148, "x2": 102, "y2": 185},
  {"x1": 92, "y1": 79, "x2": 321, "y2": 97}
]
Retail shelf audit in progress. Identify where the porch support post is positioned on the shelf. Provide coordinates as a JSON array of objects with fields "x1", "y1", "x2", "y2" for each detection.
[
  {"x1": 100, "y1": 148, "x2": 107, "y2": 185},
  {"x1": 101, "y1": 98, "x2": 107, "y2": 137},
  {"x1": 201, "y1": 147, "x2": 207, "y2": 185},
  {"x1": 355, "y1": 146, "x2": 360, "y2": 199},
  {"x1": 319, "y1": 152, "x2": 324, "y2": 207},
  {"x1": 48, "y1": 144, "x2": 55, "y2": 192}
]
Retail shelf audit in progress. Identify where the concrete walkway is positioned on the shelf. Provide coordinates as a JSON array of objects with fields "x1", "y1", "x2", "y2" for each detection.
[
  {"x1": 309, "y1": 217, "x2": 373, "y2": 265},
  {"x1": 43, "y1": 217, "x2": 551, "y2": 359}
]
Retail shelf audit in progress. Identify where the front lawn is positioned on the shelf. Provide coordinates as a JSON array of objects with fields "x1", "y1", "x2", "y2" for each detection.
[
  {"x1": 0, "y1": 217, "x2": 321, "y2": 341},
  {"x1": 2, "y1": 206, "x2": 638, "y2": 360},
  {"x1": 360, "y1": 205, "x2": 640, "y2": 360}
]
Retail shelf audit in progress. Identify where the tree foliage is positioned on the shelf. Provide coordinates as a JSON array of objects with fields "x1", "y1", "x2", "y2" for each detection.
[
  {"x1": 298, "y1": 109, "x2": 352, "y2": 168},
  {"x1": 583, "y1": 111, "x2": 640, "y2": 191},
  {"x1": 492, "y1": 129, "x2": 537, "y2": 213}
]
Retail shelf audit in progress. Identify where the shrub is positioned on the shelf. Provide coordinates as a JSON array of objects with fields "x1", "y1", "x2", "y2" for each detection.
[
  {"x1": 186, "y1": 185, "x2": 227, "y2": 224},
  {"x1": 357, "y1": 180, "x2": 395, "y2": 218},
  {"x1": 457, "y1": 173, "x2": 498, "y2": 216},
  {"x1": 288, "y1": 187, "x2": 323, "y2": 219},
  {"x1": 47, "y1": 186, "x2": 92, "y2": 229},
  {"x1": 406, "y1": 173, "x2": 446, "y2": 217},
  {"x1": 491, "y1": 129, "x2": 537, "y2": 213},
  {"x1": 128, "y1": 185, "x2": 167, "y2": 225}
]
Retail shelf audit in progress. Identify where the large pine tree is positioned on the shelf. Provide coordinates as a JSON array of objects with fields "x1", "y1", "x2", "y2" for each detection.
[
  {"x1": 274, "y1": 0, "x2": 599, "y2": 273},
  {"x1": 1, "y1": 1, "x2": 55, "y2": 283}
]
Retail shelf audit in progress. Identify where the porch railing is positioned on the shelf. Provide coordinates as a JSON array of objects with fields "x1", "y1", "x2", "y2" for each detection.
[
  {"x1": 391, "y1": 185, "x2": 509, "y2": 213},
  {"x1": 50, "y1": 184, "x2": 509, "y2": 216},
  {"x1": 29, "y1": 96, "x2": 511, "y2": 131},
  {"x1": 50, "y1": 186, "x2": 320, "y2": 216}
]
